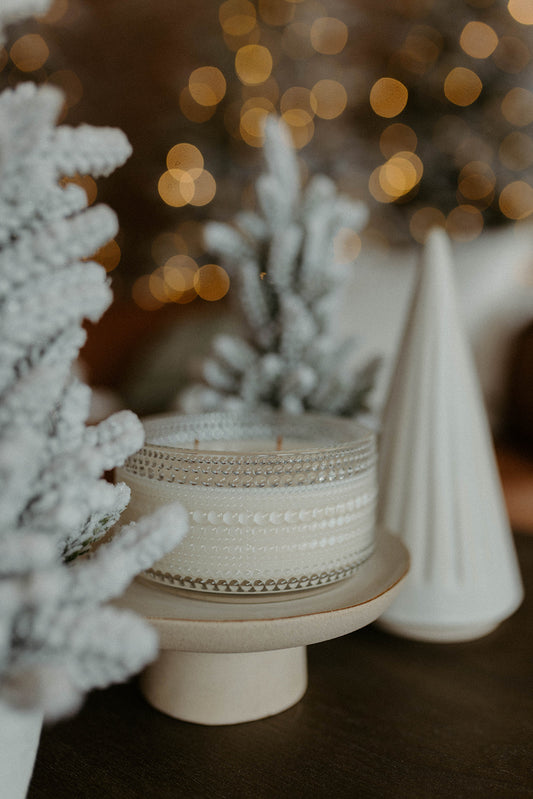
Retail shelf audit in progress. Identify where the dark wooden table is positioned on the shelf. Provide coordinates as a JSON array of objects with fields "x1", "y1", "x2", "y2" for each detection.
[{"x1": 29, "y1": 534, "x2": 533, "y2": 799}]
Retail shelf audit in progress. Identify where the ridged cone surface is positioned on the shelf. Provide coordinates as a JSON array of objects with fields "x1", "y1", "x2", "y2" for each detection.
[{"x1": 378, "y1": 229, "x2": 523, "y2": 633}]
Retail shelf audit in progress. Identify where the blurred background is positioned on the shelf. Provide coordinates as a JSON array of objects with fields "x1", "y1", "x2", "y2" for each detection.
[{"x1": 3, "y1": 0, "x2": 533, "y2": 523}]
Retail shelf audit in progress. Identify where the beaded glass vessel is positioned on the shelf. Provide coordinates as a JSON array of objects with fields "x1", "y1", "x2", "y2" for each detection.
[{"x1": 116, "y1": 411, "x2": 378, "y2": 599}]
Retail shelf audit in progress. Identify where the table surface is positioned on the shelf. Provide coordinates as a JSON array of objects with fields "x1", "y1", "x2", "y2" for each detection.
[{"x1": 28, "y1": 534, "x2": 533, "y2": 799}]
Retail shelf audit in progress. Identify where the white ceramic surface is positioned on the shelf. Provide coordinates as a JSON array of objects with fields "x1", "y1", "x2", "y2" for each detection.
[
  {"x1": 377, "y1": 229, "x2": 524, "y2": 642},
  {"x1": 0, "y1": 702, "x2": 42, "y2": 799},
  {"x1": 115, "y1": 532, "x2": 409, "y2": 724}
]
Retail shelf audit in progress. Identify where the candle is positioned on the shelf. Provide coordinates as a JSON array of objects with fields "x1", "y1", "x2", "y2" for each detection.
[{"x1": 116, "y1": 411, "x2": 377, "y2": 597}]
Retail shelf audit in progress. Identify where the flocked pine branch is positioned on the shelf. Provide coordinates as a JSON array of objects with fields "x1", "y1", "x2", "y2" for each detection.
[
  {"x1": 0, "y1": 3, "x2": 188, "y2": 721},
  {"x1": 179, "y1": 116, "x2": 380, "y2": 417}
]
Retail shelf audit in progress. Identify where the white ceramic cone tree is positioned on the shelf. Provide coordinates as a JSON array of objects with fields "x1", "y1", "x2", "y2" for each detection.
[{"x1": 377, "y1": 228, "x2": 524, "y2": 642}]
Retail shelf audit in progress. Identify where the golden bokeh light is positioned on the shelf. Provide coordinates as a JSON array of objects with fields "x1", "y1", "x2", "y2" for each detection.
[
  {"x1": 444, "y1": 67, "x2": 482, "y2": 106},
  {"x1": 460, "y1": 21, "x2": 498, "y2": 58},
  {"x1": 47, "y1": 70, "x2": 83, "y2": 108},
  {"x1": 189, "y1": 170, "x2": 217, "y2": 206},
  {"x1": 446, "y1": 205, "x2": 484, "y2": 241},
  {"x1": 285, "y1": 116, "x2": 315, "y2": 149},
  {"x1": 379, "y1": 123, "x2": 417, "y2": 158},
  {"x1": 493, "y1": 36, "x2": 530, "y2": 73},
  {"x1": 189, "y1": 66, "x2": 226, "y2": 106},
  {"x1": 223, "y1": 25, "x2": 262, "y2": 52},
  {"x1": 10, "y1": 34, "x2": 49, "y2": 72},
  {"x1": 151, "y1": 232, "x2": 188, "y2": 265},
  {"x1": 282, "y1": 22, "x2": 314, "y2": 60},
  {"x1": 501, "y1": 87, "x2": 533, "y2": 126},
  {"x1": 499, "y1": 180, "x2": 533, "y2": 219},
  {"x1": 132, "y1": 275, "x2": 164, "y2": 311},
  {"x1": 499, "y1": 131, "x2": 533, "y2": 169},
  {"x1": 240, "y1": 97, "x2": 276, "y2": 146},
  {"x1": 508, "y1": 0, "x2": 533, "y2": 24},
  {"x1": 378, "y1": 151, "x2": 423, "y2": 199},
  {"x1": 398, "y1": 25, "x2": 442, "y2": 74},
  {"x1": 458, "y1": 161, "x2": 496, "y2": 201},
  {"x1": 409, "y1": 207, "x2": 446, "y2": 243},
  {"x1": 334, "y1": 228, "x2": 362, "y2": 263},
  {"x1": 180, "y1": 87, "x2": 217, "y2": 122},
  {"x1": 194, "y1": 264, "x2": 230, "y2": 301},
  {"x1": 94, "y1": 239, "x2": 121, "y2": 273},
  {"x1": 280, "y1": 86, "x2": 315, "y2": 125},
  {"x1": 370, "y1": 78, "x2": 408, "y2": 118},
  {"x1": 311, "y1": 79, "x2": 347, "y2": 119},
  {"x1": 369, "y1": 167, "x2": 395, "y2": 204},
  {"x1": 258, "y1": 0, "x2": 295, "y2": 26},
  {"x1": 219, "y1": 0, "x2": 257, "y2": 36},
  {"x1": 310, "y1": 17, "x2": 348, "y2": 55},
  {"x1": 235, "y1": 45, "x2": 273, "y2": 85},
  {"x1": 149, "y1": 267, "x2": 170, "y2": 303},
  {"x1": 242, "y1": 76, "x2": 280, "y2": 104},
  {"x1": 164, "y1": 254, "x2": 198, "y2": 302},
  {"x1": 158, "y1": 170, "x2": 195, "y2": 207},
  {"x1": 167, "y1": 143, "x2": 204, "y2": 173}
]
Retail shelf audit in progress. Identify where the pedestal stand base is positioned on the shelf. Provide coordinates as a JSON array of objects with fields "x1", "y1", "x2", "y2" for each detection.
[{"x1": 141, "y1": 647, "x2": 307, "y2": 725}]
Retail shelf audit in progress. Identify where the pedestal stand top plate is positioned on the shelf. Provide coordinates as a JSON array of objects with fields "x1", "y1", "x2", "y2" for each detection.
[{"x1": 115, "y1": 531, "x2": 409, "y2": 653}]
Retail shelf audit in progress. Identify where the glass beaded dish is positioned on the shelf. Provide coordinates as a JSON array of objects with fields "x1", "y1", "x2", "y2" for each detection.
[{"x1": 116, "y1": 411, "x2": 378, "y2": 600}]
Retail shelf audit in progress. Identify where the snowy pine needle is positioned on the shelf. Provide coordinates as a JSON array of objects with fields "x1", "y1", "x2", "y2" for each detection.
[
  {"x1": 179, "y1": 116, "x2": 379, "y2": 417},
  {"x1": 0, "y1": 3, "x2": 189, "y2": 720}
]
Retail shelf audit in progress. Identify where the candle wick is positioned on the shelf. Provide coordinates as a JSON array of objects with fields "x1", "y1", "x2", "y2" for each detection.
[
  {"x1": 276, "y1": 435, "x2": 283, "y2": 451},
  {"x1": 194, "y1": 438, "x2": 199, "y2": 450}
]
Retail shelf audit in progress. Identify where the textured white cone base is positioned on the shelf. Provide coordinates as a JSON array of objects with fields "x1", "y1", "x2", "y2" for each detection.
[
  {"x1": 377, "y1": 617, "x2": 504, "y2": 643},
  {"x1": 141, "y1": 648, "x2": 307, "y2": 725},
  {"x1": 0, "y1": 703, "x2": 42, "y2": 799}
]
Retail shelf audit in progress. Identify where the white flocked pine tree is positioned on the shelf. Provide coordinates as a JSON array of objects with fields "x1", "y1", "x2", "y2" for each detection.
[
  {"x1": 180, "y1": 117, "x2": 379, "y2": 417},
  {"x1": 0, "y1": 1, "x2": 188, "y2": 721}
]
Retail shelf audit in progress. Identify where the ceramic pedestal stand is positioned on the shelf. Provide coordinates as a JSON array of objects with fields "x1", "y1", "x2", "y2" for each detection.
[{"x1": 116, "y1": 531, "x2": 408, "y2": 725}]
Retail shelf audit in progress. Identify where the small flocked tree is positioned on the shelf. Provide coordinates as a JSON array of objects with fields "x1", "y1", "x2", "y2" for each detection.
[
  {"x1": 180, "y1": 116, "x2": 379, "y2": 417},
  {"x1": 0, "y1": 1, "x2": 187, "y2": 721}
]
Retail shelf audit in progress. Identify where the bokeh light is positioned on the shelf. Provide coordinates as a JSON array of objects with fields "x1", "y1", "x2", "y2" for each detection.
[
  {"x1": 189, "y1": 66, "x2": 226, "y2": 106},
  {"x1": 446, "y1": 204, "x2": 484, "y2": 241},
  {"x1": 499, "y1": 180, "x2": 533, "y2": 218},
  {"x1": 167, "y1": 143, "x2": 204, "y2": 173},
  {"x1": 458, "y1": 161, "x2": 496, "y2": 201},
  {"x1": 280, "y1": 86, "x2": 315, "y2": 126},
  {"x1": 47, "y1": 70, "x2": 83, "y2": 108},
  {"x1": 179, "y1": 87, "x2": 217, "y2": 122},
  {"x1": 10, "y1": 34, "x2": 49, "y2": 72},
  {"x1": 235, "y1": 44, "x2": 273, "y2": 85},
  {"x1": 444, "y1": 67, "x2": 483, "y2": 106},
  {"x1": 370, "y1": 78, "x2": 408, "y2": 118},
  {"x1": 334, "y1": 228, "x2": 362, "y2": 262},
  {"x1": 258, "y1": 0, "x2": 295, "y2": 26},
  {"x1": 189, "y1": 170, "x2": 217, "y2": 206},
  {"x1": 499, "y1": 131, "x2": 533, "y2": 169},
  {"x1": 240, "y1": 97, "x2": 276, "y2": 146},
  {"x1": 508, "y1": 0, "x2": 533, "y2": 24},
  {"x1": 158, "y1": 170, "x2": 195, "y2": 207},
  {"x1": 378, "y1": 151, "x2": 423, "y2": 199},
  {"x1": 219, "y1": 0, "x2": 257, "y2": 36},
  {"x1": 409, "y1": 207, "x2": 446, "y2": 242},
  {"x1": 379, "y1": 123, "x2": 417, "y2": 158},
  {"x1": 310, "y1": 18, "x2": 348, "y2": 55},
  {"x1": 493, "y1": 36, "x2": 530, "y2": 72},
  {"x1": 164, "y1": 254, "x2": 198, "y2": 302},
  {"x1": 94, "y1": 239, "x2": 121, "y2": 273},
  {"x1": 282, "y1": 22, "x2": 314, "y2": 60},
  {"x1": 194, "y1": 264, "x2": 230, "y2": 301},
  {"x1": 311, "y1": 79, "x2": 347, "y2": 119},
  {"x1": 132, "y1": 275, "x2": 164, "y2": 311},
  {"x1": 501, "y1": 87, "x2": 533, "y2": 126},
  {"x1": 460, "y1": 21, "x2": 498, "y2": 58}
]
